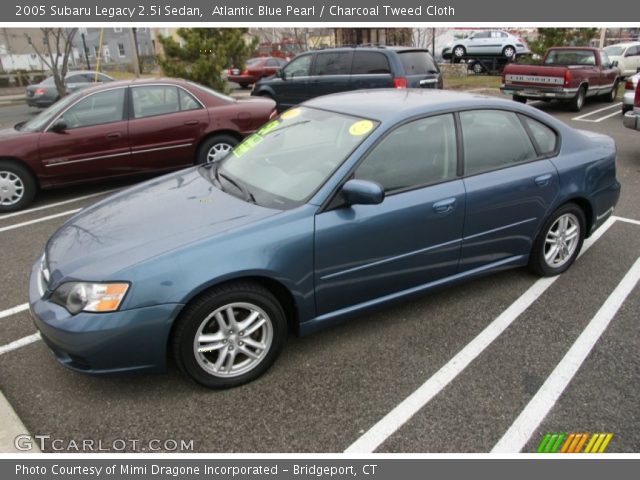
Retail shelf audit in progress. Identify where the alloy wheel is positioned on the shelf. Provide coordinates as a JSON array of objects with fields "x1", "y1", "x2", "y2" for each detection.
[{"x1": 544, "y1": 213, "x2": 580, "y2": 268}]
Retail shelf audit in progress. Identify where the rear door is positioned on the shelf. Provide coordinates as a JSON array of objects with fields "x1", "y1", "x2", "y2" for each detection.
[
  {"x1": 350, "y1": 51, "x2": 393, "y2": 90},
  {"x1": 397, "y1": 50, "x2": 441, "y2": 88},
  {"x1": 308, "y1": 51, "x2": 353, "y2": 97},
  {"x1": 37, "y1": 87, "x2": 130, "y2": 183},
  {"x1": 128, "y1": 84, "x2": 209, "y2": 170},
  {"x1": 458, "y1": 110, "x2": 560, "y2": 272}
]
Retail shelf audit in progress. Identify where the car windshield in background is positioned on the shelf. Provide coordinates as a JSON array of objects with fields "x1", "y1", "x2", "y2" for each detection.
[
  {"x1": 544, "y1": 50, "x2": 596, "y2": 65},
  {"x1": 19, "y1": 90, "x2": 84, "y2": 131},
  {"x1": 246, "y1": 58, "x2": 262, "y2": 66},
  {"x1": 604, "y1": 46, "x2": 624, "y2": 56},
  {"x1": 215, "y1": 107, "x2": 379, "y2": 209},
  {"x1": 398, "y1": 51, "x2": 439, "y2": 74}
]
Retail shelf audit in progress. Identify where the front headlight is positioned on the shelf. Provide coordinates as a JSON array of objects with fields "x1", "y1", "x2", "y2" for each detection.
[{"x1": 51, "y1": 282, "x2": 129, "y2": 314}]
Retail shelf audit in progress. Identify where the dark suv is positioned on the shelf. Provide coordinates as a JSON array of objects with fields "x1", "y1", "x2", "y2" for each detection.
[{"x1": 251, "y1": 46, "x2": 443, "y2": 111}]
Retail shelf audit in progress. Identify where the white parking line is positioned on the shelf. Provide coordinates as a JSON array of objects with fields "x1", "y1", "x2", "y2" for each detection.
[
  {"x1": 0, "y1": 303, "x2": 29, "y2": 320},
  {"x1": 492, "y1": 256, "x2": 640, "y2": 453},
  {"x1": 0, "y1": 189, "x2": 116, "y2": 221},
  {"x1": 572, "y1": 102, "x2": 622, "y2": 122},
  {"x1": 344, "y1": 216, "x2": 616, "y2": 453},
  {"x1": 613, "y1": 215, "x2": 640, "y2": 226},
  {"x1": 0, "y1": 209, "x2": 81, "y2": 234},
  {"x1": 0, "y1": 333, "x2": 41, "y2": 356}
]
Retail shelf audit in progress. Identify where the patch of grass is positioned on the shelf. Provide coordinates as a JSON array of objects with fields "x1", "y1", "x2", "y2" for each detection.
[{"x1": 444, "y1": 74, "x2": 502, "y2": 91}]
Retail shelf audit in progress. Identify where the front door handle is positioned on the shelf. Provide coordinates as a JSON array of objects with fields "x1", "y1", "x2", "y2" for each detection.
[
  {"x1": 106, "y1": 132, "x2": 121, "y2": 139},
  {"x1": 535, "y1": 174, "x2": 553, "y2": 187},
  {"x1": 433, "y1": 198, "x2": 457, "y2": 214},
  {"x1": 184, "y1": 120, "x2": 199, "y2": 126}
]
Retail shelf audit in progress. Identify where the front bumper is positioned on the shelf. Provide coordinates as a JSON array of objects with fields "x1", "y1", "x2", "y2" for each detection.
[
  {"x1": 623, "y1": 110, "x2": 640, "y2": 131},
  {"x1": 501, "y1": 85, "x2": 577, "y2": 100},
  {"x1": 28, "y1": 256, "x2": 183, "y2": 375}
]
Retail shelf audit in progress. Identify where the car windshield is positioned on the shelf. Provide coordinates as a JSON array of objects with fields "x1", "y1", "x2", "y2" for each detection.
[
  {"x1": 246, "y1": 58, "x2": 262, "y2": 66},
  {"x1": 213, "y1": 107, "x2": 379, "y2": 209},
  {"x1": 604, "y1": 46, "x2": 624, "y2": 56},
  {"x1": 19, "y1": 90, "x2": 85, "y2": 132}
]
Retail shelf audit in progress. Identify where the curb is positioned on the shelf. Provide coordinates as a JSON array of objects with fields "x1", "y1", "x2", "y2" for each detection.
[{"x1": 0, "y1": 390, "x2": 40, "y2": 453}]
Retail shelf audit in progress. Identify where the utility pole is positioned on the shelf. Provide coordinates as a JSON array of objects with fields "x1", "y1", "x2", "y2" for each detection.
[
  {"x1": 128, "y1": 28, "x2": 141, "y2": 76},
  {"x1": 599, "y1": 28, "x2": 606, "y2": 49}
]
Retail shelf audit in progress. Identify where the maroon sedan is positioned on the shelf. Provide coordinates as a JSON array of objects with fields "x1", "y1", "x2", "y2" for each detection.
[
  {"x1": 227, "y1": 57, "x2": 287, "y2": 89},
  {"x1": 0, "y1": 78, "x2": 276, "y2": 212}
]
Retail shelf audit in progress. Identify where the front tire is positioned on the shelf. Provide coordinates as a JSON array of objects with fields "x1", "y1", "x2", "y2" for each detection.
[
  {"x1": 602, "y1": 80, "x2": 619, "y2": 102},
  {"x1": 173, "y1": 282, "x2": 287, "y2": 389},
  {"x1": 0, "y1": 160, "x2": 37, "y2": 212},
  {"x1": 529, "y1": 203, "x2": 586, "y2": 277},
  {"x1": 196, "y1": 134, "x2": 239, "y2": 165}
]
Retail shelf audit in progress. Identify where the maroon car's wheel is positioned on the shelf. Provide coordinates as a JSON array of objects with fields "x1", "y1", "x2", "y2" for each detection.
[
  {"x1": 529, "y1": 203, "x2": 585, "y2": 277},
  {"x1": 172, "y1": 282, "x2": 287, "y2": 389},
  {"x1": 196, "y1": 135, "x2": 239, "y2": 164},
  {"x1": 0, "y1": 160, "x2": 37, "y2": 212}
]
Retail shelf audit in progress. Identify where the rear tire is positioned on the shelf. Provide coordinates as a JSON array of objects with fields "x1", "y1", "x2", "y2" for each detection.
[
  {"x1": 568, "y1": 86, "x2": 587, "y2": 112},
  {"x1": 503, "y1": 46, "x2": 516, "y2": 58},
  {"x1": 0, "y1": 160, "x2": 37, "y2": 212},
  {"x1": 529, "y1": 203, "x2": 586, "y2": 277},
  {"x1": 602, "y1": 80, "x2": 619, "y2": 102},
  {"x1": 172, "y1": 282, "x2": 287, "y2": 389}
]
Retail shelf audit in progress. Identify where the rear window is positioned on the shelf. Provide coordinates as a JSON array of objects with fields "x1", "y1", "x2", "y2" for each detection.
[
  {"x1": 544, "y1": 50, "x2": 596, "y2": 66},
  {"x1": 398, "y1": 51, "x2": 438, "y2": 75}
]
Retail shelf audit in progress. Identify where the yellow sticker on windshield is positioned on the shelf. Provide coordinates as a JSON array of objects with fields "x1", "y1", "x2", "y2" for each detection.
[
  {"x1": 349, "y1": 120, "x2": 374, "y2": 136},
  {"x1": 281, "y1": 108, "x2": 301, "y2": 120},
  {"x1": 233, "y1": 133, "x2": 263, "y2": 158},
  {"x1": 257, "y1": 120, "x2": 280, "y2": 136}
]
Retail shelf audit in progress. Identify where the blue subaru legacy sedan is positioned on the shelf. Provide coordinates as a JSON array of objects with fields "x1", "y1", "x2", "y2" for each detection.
[{"x1": 29, "y1": 90, "x2": 620, "y2": 388}]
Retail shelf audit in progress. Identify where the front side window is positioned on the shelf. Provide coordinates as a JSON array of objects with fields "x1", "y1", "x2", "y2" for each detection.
[
  {"x1": 283, "y1": 54, "x2": 312, "y2": 78},
  {"x1": 60, "y1": 88, "x2": 125, "y2": 129},
  {"x1": 355, "y1": 114, "x2": 457, "y2": 192},
  {"x1": 132, "y1": 86, "x2": 179, "y2": 118},
  {"x1": 313, "y1": 52, "x2": 352, "y2": 76},
  {"x1": 600, "y1": 51, "x2": 611, "y2": 66},
  {"x1": 461, "y1": 110, "x2": 537, "y2": 176},
  {"x1": 216, "y1": 107, "x2": 379, "y2": 209}
]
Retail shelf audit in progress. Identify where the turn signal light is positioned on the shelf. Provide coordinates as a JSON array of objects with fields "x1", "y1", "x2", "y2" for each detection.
[
  {"x1": 625, "y1": 79, "x2": 634, "y2": 91},
  {"x1": 564, "y1": 70, "x2": 571, "y2": 87}
]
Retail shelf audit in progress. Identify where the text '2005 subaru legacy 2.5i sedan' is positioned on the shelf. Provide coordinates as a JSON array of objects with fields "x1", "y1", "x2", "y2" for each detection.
[{"x1": 29, "y1": 90, "x2": 620, "y2": 389}]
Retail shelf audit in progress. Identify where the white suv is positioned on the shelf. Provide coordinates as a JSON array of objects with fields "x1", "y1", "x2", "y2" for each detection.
[
  {"x1": 604, "y1": 42, "x2": 640, "y2": 78},
  {"x1": 443, "y1": 31, "x2": 530, "y2": 60}
]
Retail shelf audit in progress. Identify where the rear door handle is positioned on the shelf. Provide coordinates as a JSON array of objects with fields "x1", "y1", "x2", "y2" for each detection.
[
  {"x1": 106, "y1": 132, "x2": 121, "y2": 139},
  {"x1": 433, "y1": 198, "x2": 457, "y2": 214},
  {"x1": 535, "y1": 174, "x2": 553, "y2": 187},
  {"x1": 184, "y1": 120, "x2": 199, "y2": 126}
]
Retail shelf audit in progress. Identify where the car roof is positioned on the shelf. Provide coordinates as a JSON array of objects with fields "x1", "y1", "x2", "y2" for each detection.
[
  {"x1": 310, "y1": 46, "x2": 431, "y2": 54},
  {"x1": 303, "y1": 89, "x2": 516, "y2": 122},
  {"x1": 605, "y1": 42, "x2": 640, "y2": 47}
]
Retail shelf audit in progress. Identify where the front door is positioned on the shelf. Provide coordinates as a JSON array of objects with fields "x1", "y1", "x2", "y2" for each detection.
[{"x1": 314, "y1": 113, "x2": 464, "y2": 315}]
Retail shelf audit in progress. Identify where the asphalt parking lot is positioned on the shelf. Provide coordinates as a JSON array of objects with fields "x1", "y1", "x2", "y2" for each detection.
[{"x1": 0, "y1": 92, "x2": 639, "y2": 453}]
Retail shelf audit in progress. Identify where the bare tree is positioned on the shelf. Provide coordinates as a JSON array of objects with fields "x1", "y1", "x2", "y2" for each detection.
[{"x1": 26, "y1": 28, "x2": 78, "y2": 98}]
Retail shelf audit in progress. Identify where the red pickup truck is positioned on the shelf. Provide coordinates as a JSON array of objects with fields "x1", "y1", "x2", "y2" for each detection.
[{"x1": 501, "y1": 47, "x2": 620, "y2": 111}]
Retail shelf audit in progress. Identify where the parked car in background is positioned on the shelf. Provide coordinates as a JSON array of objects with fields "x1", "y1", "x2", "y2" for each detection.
[
  {"x1": 603, "y1": 42, "x2": 640, "y2": 78},
  {"x1": 29, "y1": 89, "x2": 619, "y2": 388},
  {"x1": 227, "y1": 57, "x2": 287, "y2": 89},
  {"x1": 25, "y1": 70, "x2": 114, "y2": 108},
  {"x1": 442, "y1": 30, "x2": 530, "y2": 60},
  {"x1": 1, "y1": 78, "x2": 275, "y2": 212},
  {"x1": 501, "y1": 47, "x2": 620, "y2": 111},
  {"x1": 623, "y1": 77, "x2": 640, "y2": 131},
  {"x1": 622, "y1": 72, "x2": 640, "y2": 113},
  {"x1": 252, "y1": 46, "x2": 442, "y2": 111}
]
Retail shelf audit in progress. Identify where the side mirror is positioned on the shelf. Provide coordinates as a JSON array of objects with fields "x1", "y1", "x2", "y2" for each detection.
[
  {"x1": 611, "y1": 60, "x2": 619, "y2": 68},
  {"x1": 278, "y1": 69, "x2": 286, "y2": 80},
  {"x1": 50, "y1": 119, "x2": 67, "y2": 133},
  {"x1": 341, "y1": 179, "x2": 384, "y2": 206}
]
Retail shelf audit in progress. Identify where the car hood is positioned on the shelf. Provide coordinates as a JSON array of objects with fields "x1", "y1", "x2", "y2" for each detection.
[{"x1": 45, "y1": 167, "x2": 280, "y2": 287}]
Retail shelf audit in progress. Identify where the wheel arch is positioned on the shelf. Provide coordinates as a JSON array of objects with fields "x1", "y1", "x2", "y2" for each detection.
[
  {"x1": 194, "y1": 130, "x2": 243, "y2": 157},
  {"x1": 0, "y1": 156, "x2": 40, "y2": 189}
]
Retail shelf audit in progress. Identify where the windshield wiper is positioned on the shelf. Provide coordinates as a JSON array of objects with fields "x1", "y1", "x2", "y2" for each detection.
[{"x1": 218, "y1": 171, "x2": 256, "y2": 204}]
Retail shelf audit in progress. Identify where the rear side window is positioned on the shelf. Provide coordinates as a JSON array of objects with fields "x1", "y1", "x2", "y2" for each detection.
[
  {"x1": 313, "y1": 52, "x2": 352, "y2": 76},
  {"x1": 522, "y1": 116, "x2": 557, "y2": 155},
  {"x1": 398, "y1": 51, "x2": 438, "y2": 75},
  {"x1": 352, "y1": 52, "x2": 391, "y2": 75},
  {"x1": 461, "y1": 110, "x2": 537, "y2": 176}
]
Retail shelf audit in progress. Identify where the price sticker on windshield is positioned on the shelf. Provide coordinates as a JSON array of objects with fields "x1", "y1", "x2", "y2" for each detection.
[
  {"x1": 349, "y1": 120, "x2": 374, "y2": 136},
  {"x1": 257, "y1": 120, "x2": 280, "y2": 136},
  {"x1": 233, "y1": 134, "x2": 263, "y2": 158},
  {"x1": 281, "y1": 108, "x2": 301, "y2": 120}
]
